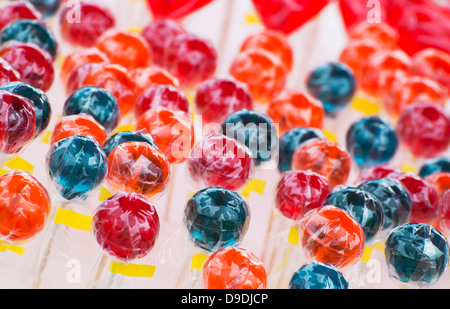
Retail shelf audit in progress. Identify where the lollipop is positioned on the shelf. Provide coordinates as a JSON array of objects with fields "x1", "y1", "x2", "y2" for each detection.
[
  {"x1": 410, "y1": 48, "x2": 450, "y2": 90},
  {"x1": 92, "y1": 192, "x2": 160, "y2": 262},
  {"x1": 0, "y1": 81, "x2": 51, "y2": 137},
  {"x1": 60, "y1": 48, "x2": 109, "y2": 85},
  {"x1": 396, "y1": 103, "x2": 450, "y2": 159},
  {"x1": 131, "y1": 67, "x2": 180, "y2": 98},
  {"x1": 106, "y1": 141, "x2": 170, "y2": 198},
  {"x1": 425, "y1": 172, "x2": 450, "y2": 201},
  {"x1": 299, "y1": 205, "x2": 365, "y2": 269},
  {"x1": 0, "y1": 58, "x2": 20, "y2": 85},
  {"x1": 187, "y1": 133, "x2": 254, "y2": 191},
  {"x1": 345, "y1": 116, "x2": 398, "y2": 167},
  {"x1": 267, "y1": 89, "x2": 324, "y2": 134},
  {"x1": 229, "y1": 48, "x2": 287, "y2": 103},
  {"x1": 0, "y1": 170, "x2": 50, "y2": 243},
  {"x1": 357, "y1": 178, "x2": 412, "y2": 232},
  {"x1": 63, "y1": 86, "x2": 120, "y2": 133},
  {"x1": 289, "y1": 262, "x2": 349, "y2": 289},
  {"x1": 28, "y1": 0, "x2": 61, "y2": 17},
  {"x1": 275, "y1": 170, "x2": 330, "y2": 222},
  {"x1": 146, "y1": 0, "x2": 213, "y2": 20},
  {"x1": 359, "y1": 164, "x2": 402, "y2": 182},
  {"x1": 135, "y1": 106, "x2": 194, "y2": 164},
  {"x1": 292, "y1": 138, "x2": 352, "y2": 188},
  {"x1": 339, "y1": 40, "x2": 380, "y2": 83},
  {"x1": 322, "y1": 187, "x2": 384, "y2": 243},
  {"x1": 184, "y1": 187, "x2": 250, "y2": 252},
  {"x1": 59, "y1": 1, "x2": 115, "y2": 47},
  {"x1": 419, "y1": 157, "x2": 450, "y2": 178},
  {"x1": 306, "y1": 62, "x2": 356, "y2": 115},
  {"x1": 278, "y1": 127, "x2": 325, "y2": 173},
  {"x1": 202, "y1": 247, "x2": 267, "y2": 289},
  {"x1": 0, "y1": 2, "x2": 43, "y2": 30},
  {"x1": 221, "y1": 109, "x2": 278, "y2": 165},
  {"x1": 194, "y1": 78, "x2": 253, "y2": 125},
  {"x1": 50, "y1": 114, "x2": 108, "y2": 146},
  {"x1": 385, "y1": 223, "x2": 449, "y2": 288},
  {"x1": 437, "y1": 191, "x2": 450, "y2": 234},
  {"x1": 135, "y1": 84, "x2": 189, "y2": 120},
  {"x1": 163, "y1": 33, "x2": 217, "y2": 88},
  {"x1": 103, "y1": 131, "x2": 158, "y2": 158},
  {"x1": 347, "y1": 22, "x2": 399, "y2": 50}
]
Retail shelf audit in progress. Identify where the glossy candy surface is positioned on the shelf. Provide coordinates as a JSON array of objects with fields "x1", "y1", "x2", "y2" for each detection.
[
  {"x1": 147, "y1": 0, "x2": 213, "y2": 20},
  {"x1": 51, "y1": 114, "x2": 108, "y2": 146},
  {"x1": 92, "y1": 192, "x2": 160, "y2": 261},
  {"x1": 289, "y1": 262, "x2": 349, "y2": 289},
  {"x1": 0, "y1": 2, "x2": 43, "y2": 30},
  {"x1": 339, "y1": 40, "x2": 380, "y2": 83},
  {"x1": 359, "y1": 164, "x2": 401, "y2": 182},
  {"x1": 276, "y1": 170, "x2": 330, "y2": 221},
  {"x1": 184, "y1": 187, "x2": 249, "y2": 252},
  {"x1": 60, "y1": 48, "x2": 109, "y2": 84},
  {"x1": 425, "y1": 172, "x2": 450, "y2": 201},
  {"x1": 419, "y1": 157, "x2": 450, "y2": 178},
  {"x1": 46, "y1": 136, "x2": 107, "y2": 200},
  {"x1": 0, "y1": 58, "x2": 20, "y2": 85},
  {"x1": 385, "y1": 223, "x2": 449, "y2": 288},
  {"x1": 102, "y1": 131, "x2": 158, "y2": 158},
  {"x1": 347, "y1": 22, "x2": 398, "y2": 50},
  {"x1": 346, "y1": 116, "x2": 398, "y2": 167},
  {"x1": 410, "y1": 48, "x2": 450, "y2": 90},
  {"x1": 0, "y1": 171, "x2": 50, "y2": 242},
  {"x1": 131, "y1": 67, "x2": 180, "y2": 98},
  {"x1": 202, "y1": 247, "x2": 267, "y2": 289}
]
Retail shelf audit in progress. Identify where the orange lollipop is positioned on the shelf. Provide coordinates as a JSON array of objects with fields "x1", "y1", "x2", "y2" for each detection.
[
  {"x1": 292, "y1": 139, "x2": 352, "y2": 188},
  {"x1": 135, "y1": 106, "x2": 194, "y2": 165},
  {"x1": 348, "y1": 22, "x2": 399, "y2": 50},
  {"x1": 106, "y1": 141, "x2": 170, "y2": 198},
  {"x1": 202, "y1": 247, "x2": 267, "y2": 289},
  {"x1": 130, "y1": 66, "x2": 180, "y2": 97},
  {"x1": 0, "y1": 171, "x2": 50, "y2": 243},
  {"x1": 51, "y1": 114, "x2": 108, "y2": 145},
  {"x1": 410, "y1": 48, "x2": 450, "y2": 90},
  {"x1": 426, "y1": 172, "x2": 450, "y2": 201},
  {"x1": 60, "y1": 47, "x2": 109, "y2": 84},
  {"x1": 339, "y1": 40, "x2": 380, "y2": 83},
  {"x1": 267, "y1": 89, "x2": 324, "y2": 134}
]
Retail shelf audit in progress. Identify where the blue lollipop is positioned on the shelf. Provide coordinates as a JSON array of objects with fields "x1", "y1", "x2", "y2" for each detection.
[
  {"x1": 289, "y1": 262, "x2": 349, "y2": 289},
  {"x1": 0, "y1": 19, "x2": 57, "y2": 59},
  {"x1": 306, "y1": 62, "x2": 356, "y2": 115},
  {"x1": 346, "y1": 116, "x2": 398, "y2": 167},
  {"x1": 184, "y1": 187, "x2": 250, "y2": 252},
  {"x1": 27, "y1": 0, "x2": 61, "y2": 17},
  {"x1": 221, "y1": 109, "x2": 278, "y2": 165},
  {"x1": 102, "y1": 131, "x2": 158, "y2": 158},
  {"x1": 419, "y1": 157, "x2": 450, "y2": 178},
  {"x1": 385, "y1": 223, "x2": 449, "y2": 288},
  {"x1": 46, "y1": 135, "x2": 107, "y2": 200},
  {"x1": 63, "y1": 86, "x2": 120, "y2": 133},
  {"x1": 278, "y1": 127, "x2": 325, "y2": 173},
  {"x1": 0, "y1": 81, "x2": 51, "y2": 137},
  {"x1": 322, "y1": 186, "x2": 384, "y2": 243}
]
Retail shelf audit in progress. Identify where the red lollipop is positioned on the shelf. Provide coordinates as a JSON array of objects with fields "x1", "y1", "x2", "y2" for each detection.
[
  {"x1": 437, "y1": 190, "x2": 450, "y2": 234},
  {"x1": 359, "y1": 164, "x2": 402, "y2": 182},
  {"x1": 188, "y1": 133, "x2": 254, "y2": 191},
  {"x1": 276, "y1": 170, "x2": 330, "y2": 221},
  {"x1": 130, "y1": 66, "x2": 180, "y2": 98},
  {"x1": 50, "y1": 114, "x2": 108, "y2": 146},
  {"x1": 92, "y1": 192, "x2": 160, "y2": 262},
  {"x1": 396, "y1": 103, "x2": 450, "y2": 159},
  {"x1": 0, "y1": 2, "x2": 42, "y2": 30},
  {"x1": 292, "y1": 139, "x2": 352, "y2": 189},
  {"x1": 60, "y1": 47, "x2": 109, "y2": 85},
  {"x1": 0, "y1": 58, "x2": 20, "y2": 85},
  {"x1": 410, "y1": 48, "x2": 450, "y2": 91},
  {"x1": 0, "y1": 171, "x2": 50, "y2": 243},
  {"x1": 347, "y1": 22, "x2": 399, "y2": 50},
  {"x1": 147, "y1": 0, "x2": 213, "y2": 20}
]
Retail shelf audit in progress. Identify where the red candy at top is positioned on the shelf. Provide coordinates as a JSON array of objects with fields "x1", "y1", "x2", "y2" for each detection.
[{"x1": 0, "y1": 2, "x2": 43, "y2": 30}]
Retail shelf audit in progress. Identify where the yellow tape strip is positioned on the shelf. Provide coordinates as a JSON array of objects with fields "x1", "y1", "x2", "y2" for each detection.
[
  {"x1": 113, "y1": 125, "x2": 135, "y2": 135},
  {"x1": 241, "y1": 179, "x2": 266, "y2": 198},
  {"x1": 323, "y1": 129, "x2": 338, "y2": 143},
  {"x1": 361, "y1": 246, "x2": 373, "y2": 263},
  {"x1": 109, "y1": 261, "x2": 156, "y2": 278},
  {"x1": 99, "y1": 186, "x2": 112, "y2": 202},
  {"x1": 402, "y1": 164, "x2": 416, "y2": 173},
  {"x1": 56, "y1": 55, "x2": 66, "y2": 70},
  {"x1": 53, "y1": 207, "x2": 92, "y2": 232},
  {"x1": 351, "y1": 96, "x2": 381, "y2": 115},
  {"x1": 40, "y1": 130, "x2": 52, "y2": 144},
  {"x1": 287, "y1": 226, "x2": 299, "y2": 246},
  {"x1": 0, "y1": 241, "x2": 25, "y2": 255},
  {"x1": 245, "y1": 12, "x2": 261, "y2": 24},
  {"x1": 373, "y1": 242, "x2": 384, "y2": 251},
  {"x1": 190, "y1": 253, "x2": 209, "y2": 271},
  {"x1": 0, "y1": 168, "x2": 8, "y2": 176},
  {"x1": 128, "y1": 27, "x2": 143, "y2": 33},
  {"x1": 3, "y1": 157, "x2": 34, "y2": 174},
  {"x1": 185, "y1": 191, "x2": 194, "y2": 203}
]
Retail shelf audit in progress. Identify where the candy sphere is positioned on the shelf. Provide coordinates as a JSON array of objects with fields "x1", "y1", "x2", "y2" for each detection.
[
  {"x1": 184, "y1": 187, "x2": 249, "y2": 252},
  {"x1": 146, "y1": 0, "x2": 213, "y2": 20},
  {"x1": 292, "y1": 139, "x2": 352, "y2": 188},
  {"x1": 299, "y1": 205, "x2": 365, "y2": 269},
  {"x1": 289, "y1": 262, "x2": 349, "y2": 289},
  {"x1": 348, "y1": 22, "x2": 399, "y2": 50},
  {"x1": 339, "y1": 40, "x2": 380, "y2": 83},
  {"x1": 425, "y1": 172, "x2": 450, "y2": 200},
  {"x1": 92, "y1": 192, "x2": 160, "y2": 262},
  {"x1": 268, "y1": 89, "x2": 324, "y2": 134},
  {"x1": 346, "y1": 116, "x2": 398, "y2": 167},
  {"x1": 437, "y1": 191, "x2": 450, "y2": 234},
  {"x1": 202, "y1": 247, "x2": 267, "y2": 289},
  {"x1": 187, "y1": 133, "x2": 253, "y2": 191},
  {"x1": 131, "y1": 66, "x2": 180, "y2": 97},
  {"x1": 322, "y1": 187, "x2": 384, "y2": 243},
  {"x1": 141, "y1": 19, "x2": 186, "y2": 66},
  {"x1": 46, "y1": 135, "x2": 107, "y2": 200},
  {"x1": 135, "y1": 84, "x2": 189, "y2": 120},
  {"x1": 28, "y1": 0, "x2": 61, "y2": 17},
  {"x1": 410, "y1": 48, "x2": 450, "y2": 90},
  {"x1": 0, "y1": 41, "x2": 54, "y2": 92},
  {"x1": 60, "y1": 47, "x2": 109, "y2": 85},
  {"x1": 221, "y1": 109, "x2": 278, "y2": 165},
  {"x1": 163, "y1": 33, "x2": 217, "y2": 87},
  {"x1": 0, "y1": 171, "x2": 50, "y2": 242},
  {"x1": 194, "y1": 78, "x2": 253, "y2": 124},
  {"x1": 396, "y1": 103, "x2": 450, "y2": 159},
  {"x1": 419, "y1": 157, "x2": 450, "y2": 178},
  {"x1": 359, "y1": 164, "x2": 402, "y2": 182},
  {"x1": 0, "y1": 81, "x2": 51, "y2": 137},
  {"x1": 230, "y1": 48, "x2": 287, "y2": 103},
  {"x1": 357, "y1": 178, "x2": 412, "y2": 232},
  {"x1": 102, "y1": 131, "x2": 157, "y2": 158},
  {"x1": 135, "y1": 106, "x2": 194, "y2": 164},
  {"x1": 51, "y1": 114, "x2": 108, "y2": 146},
  {"x1": 385, "y1": 223, "x2": 449, "y2": 288},
  {"x1": 0, "y1": 58, "x2": 20, "y2": 85},
  {"x1": 106, "y1": 142, "x2": 170, "y2": 198},
  {"x1": 63, "y1": 86, "x2": 120, "y2": 133},
  {"x1": 0, "y1": 90, "x2": 36, "y2": 154},
  {"x1": 60, "y1": 1, "x2": 115, "y2": 47},
  {"x1": 276, "y1": 170, "x2": 330, "y2": 221},
  {"x1": 95, "y1": 29, "x2": 152, "y2": 69},
  {"x1": 0, "y1": 2, "x2": 43, "y2": 30},
  {"x1": 0, "y1": 19, "x2": 57, "y2": 59}
]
